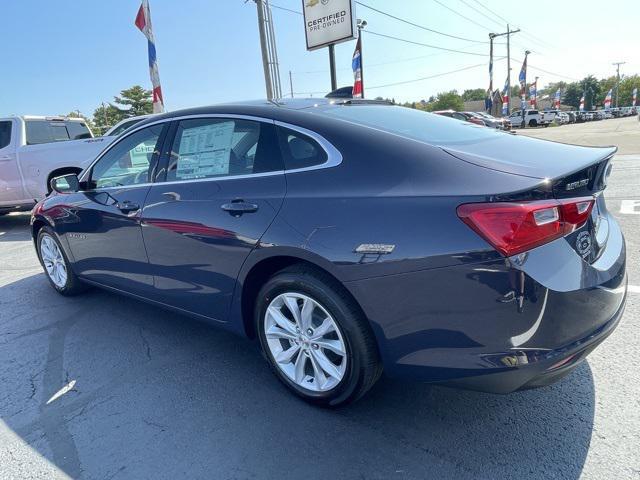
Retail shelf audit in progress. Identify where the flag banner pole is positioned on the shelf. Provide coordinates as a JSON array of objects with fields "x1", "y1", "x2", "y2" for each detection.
[{"x1": 135, "y1": 0, "x2": 165, "y2": 113}]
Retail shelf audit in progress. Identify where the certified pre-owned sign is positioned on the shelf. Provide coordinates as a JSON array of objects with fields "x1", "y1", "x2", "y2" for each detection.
[{"x1": 302, "y1": 0, "x2": 356, "y2": 51}]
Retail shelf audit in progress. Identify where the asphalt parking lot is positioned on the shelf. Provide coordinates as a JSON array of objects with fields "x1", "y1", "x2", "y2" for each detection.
[{"x1": 1, "y1": 117, "x2": 639, "y2": 480}]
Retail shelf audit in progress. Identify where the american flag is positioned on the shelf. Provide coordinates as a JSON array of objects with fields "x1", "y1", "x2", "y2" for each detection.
[
  {"x1": 604, "y1": 89, "x2": 613, "y2": 110},
  {"x1": 135, "y1": 0, "x2": 165, "y2": 113},
  {"x1": 352, "y1": 37, "x2": 363, "y2": 99},
  {"x1": 633, "y1": 88, "x2": 637, "y2": 107},
  {"x1": 501, "y1": 77, "x2": 510, "y2": 116},
  {"x1": 554, "y1": 89, "x2": 561, "y2": 109},
  {"x1": 529, "y1": 81, "x2": 537, "y2": 108},
  {"x1": 579, "y1": 95, "x2": 585, "y2": 112},
  {"x1": 518, "y1": 55, "x2": 527, "y2": 110}
]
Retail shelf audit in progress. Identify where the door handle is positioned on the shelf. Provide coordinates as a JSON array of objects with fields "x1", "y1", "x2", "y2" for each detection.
[
  {"x1": 0, "y1": 155, "x2": 12, "y2": 162},
  {"x1": 221, "y1": 199, "x2": 259, "y2": 216},
  {"x1": 116, "y1": 200, "x2": 140, "y2": 214}
]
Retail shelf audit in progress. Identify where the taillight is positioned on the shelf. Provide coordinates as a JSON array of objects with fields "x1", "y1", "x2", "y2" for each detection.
[{"x1": 457, "y1": 197, "x2": 594, "y2": 256}]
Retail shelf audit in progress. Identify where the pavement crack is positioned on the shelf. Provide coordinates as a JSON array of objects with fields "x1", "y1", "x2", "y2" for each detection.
[{"x1": 139, "y1": 325, "x2": 151, "y2": 360}]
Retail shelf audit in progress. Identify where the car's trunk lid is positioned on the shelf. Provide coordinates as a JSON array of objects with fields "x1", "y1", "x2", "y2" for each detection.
[{"x1": 443, "y1": 136, "x2": 616, "y2": 263}]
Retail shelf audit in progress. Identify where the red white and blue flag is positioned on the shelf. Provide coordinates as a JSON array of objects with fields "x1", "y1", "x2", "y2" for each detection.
[
  {"x1": 352, "y1": 36, "x2": 363, "y2": 98},
  {"x1": 633, "y1": 88, "x2": 637, "y2": 107},
  {"x1": 135, "y1": 0, "x2": 165, "y2": 113},
  {"x1": 518, "y1": 55, "x2": 527, "y2": 110},
  {"x1": 604, "y1": 88, "x2": 613, "y2": 110},
  {"x1": 554, "y1": 89, "x2": 561, "y2": 109},
  {"x1": 529, "y1": 81, "x2": 537, "y2": 108},
  {"x1": 501, "y1": 77, "x2": 510, "y2": 116},
  {"x1": 579, "y1": 95, "x2": 585, "y2": 112}
]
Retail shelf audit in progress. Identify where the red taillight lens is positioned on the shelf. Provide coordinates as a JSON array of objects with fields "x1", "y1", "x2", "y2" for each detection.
[{"x1": 457, "y1": 197, "x2": 594, "y2": 256}]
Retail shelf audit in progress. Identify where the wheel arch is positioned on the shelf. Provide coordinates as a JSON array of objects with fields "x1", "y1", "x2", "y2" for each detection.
[{"x1": 234, "y1": 248, "x2": 368, "y2": 342}]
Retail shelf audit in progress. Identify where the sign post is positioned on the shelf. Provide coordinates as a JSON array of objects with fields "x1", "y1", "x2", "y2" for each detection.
[{"x1": 302, "y1": 0, "x2": 356, "y2": 92}]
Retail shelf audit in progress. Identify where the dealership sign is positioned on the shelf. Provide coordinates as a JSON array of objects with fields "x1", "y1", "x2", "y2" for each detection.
[{"x1": 302, "y1": 0, "x2": 356, "y2": 51}]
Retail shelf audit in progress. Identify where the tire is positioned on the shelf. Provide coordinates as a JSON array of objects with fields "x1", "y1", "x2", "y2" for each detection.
[
  {"x1": 256, "y1": 265, "x2": 382, "y2": 407},
  {"x1": 36, "y1": 226, "x2": 87, "y2": 296},
  {"x1": 528, "y1": 119, "x2": 538, "y2": 127}
]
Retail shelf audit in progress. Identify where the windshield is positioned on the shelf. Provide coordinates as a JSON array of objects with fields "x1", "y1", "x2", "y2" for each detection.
[{"x1": 314, "y1": 104, "x2": 503, "y2": 146}]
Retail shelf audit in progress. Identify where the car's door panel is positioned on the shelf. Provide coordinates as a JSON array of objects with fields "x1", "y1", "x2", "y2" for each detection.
[
  {"x1": 141, "y1": 117, "x2": 285, "y2": 321},
  {"x1": 0, "y1": 119, "x2": 25, "y2": 205},
  {"x1": 63, "y1": 123, "x2": 166, "y2": 293}
]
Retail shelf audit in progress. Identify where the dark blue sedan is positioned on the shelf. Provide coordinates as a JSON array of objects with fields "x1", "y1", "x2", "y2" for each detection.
[{"x1": 32, "y1": 99, "x2": 627, "y2": 406}]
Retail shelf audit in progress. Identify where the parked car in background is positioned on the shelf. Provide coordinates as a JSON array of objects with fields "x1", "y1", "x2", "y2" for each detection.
[
  {"x1": 507, "y1": 110, "x2": 549, "y2": 128},
  {"x1": 434, "y1": 110, "x2": 485, "y2": 126},
  {"x1": 32, "y1": 99, "x2": 626, "y2": 406},
  {"x1": 466, "y1": 111, "x2": 511, "y2": 130},
  {"x1": 0, "y1": 116, "x2": 113, "y2": 215},
  {"x1": 105, "y1": 114, "x2": 157, "y2": 137},
  {"x1": 590, "y1": 111, "x2": 603, "y2": 120},
  {"x1": 566, "y1": 112, "x2": 576, "y2": 123},
  {"x1": 603, "y1": 110, "x2": 613, "y2": 119}
]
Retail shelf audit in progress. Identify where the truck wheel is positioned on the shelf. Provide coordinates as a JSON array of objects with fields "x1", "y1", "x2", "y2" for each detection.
[{"x1": 528, "y1": 119, "x2": 538, "y2": 127}]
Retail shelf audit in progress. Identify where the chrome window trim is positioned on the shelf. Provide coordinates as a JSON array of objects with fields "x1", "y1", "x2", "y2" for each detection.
[{"x1": 78, "y1": 113, "x2": 342, "y2": 189}]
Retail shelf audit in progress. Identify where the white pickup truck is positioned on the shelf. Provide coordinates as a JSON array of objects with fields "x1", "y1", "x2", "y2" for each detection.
[
  {"x1": 507, "y1": 109, "x2": 551, "y2": 128},
  {"x1": 0, "y1": 116, "x2": 114, "y2": 215}
]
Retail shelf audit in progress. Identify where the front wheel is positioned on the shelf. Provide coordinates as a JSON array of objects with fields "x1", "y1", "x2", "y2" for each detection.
[
  {"x1": 256, "y1": 265, "x2": 381, "y2": 407},
  {"x1": 37, "y1": 227, "x2": 87, "y2": 296}
]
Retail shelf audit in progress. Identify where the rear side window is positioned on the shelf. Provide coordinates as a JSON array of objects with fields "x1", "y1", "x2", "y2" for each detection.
[
  {"x1": 165, "y1": 118, "x2": 282, "y2": 182},
  {"x1": 277, "y1": 127, "x2": 327, "y2": 170},
  {"x1": 0, "y1": 121, "x2": 11, "y2": 149},
  {"x1": 66, "y1": 121, "x2": 92, "y2": 140},
  {"x1": 25, "y1": 120, "x2": 70, "y2": 145}
]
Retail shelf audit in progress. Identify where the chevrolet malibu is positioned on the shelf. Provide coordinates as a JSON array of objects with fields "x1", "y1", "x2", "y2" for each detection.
[{"x1": 32, "y1": 99, "x2": 627, "y2": 406}]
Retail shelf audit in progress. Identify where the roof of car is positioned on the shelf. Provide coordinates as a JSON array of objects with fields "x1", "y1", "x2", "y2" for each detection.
[{"x1": 132, "y1": 98, "x2": 394, "y2": 130}]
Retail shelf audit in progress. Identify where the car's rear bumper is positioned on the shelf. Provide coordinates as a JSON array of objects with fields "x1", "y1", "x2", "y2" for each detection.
[{"x1": 345, "y1": 214, "x2": 626, "y2": 393}]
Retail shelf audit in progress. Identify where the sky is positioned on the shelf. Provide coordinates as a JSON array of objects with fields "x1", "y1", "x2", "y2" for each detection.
[{"x1": 1, "y1": 0, "x2": 638, "y2": 118}]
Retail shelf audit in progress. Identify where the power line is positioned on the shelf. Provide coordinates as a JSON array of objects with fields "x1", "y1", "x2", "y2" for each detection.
[
  {"x1": 470, "y1": 0, "x2": 553, "y2": 49},
  {"x1": 367, "y1": 59, "x2": 505, "y2": 89},
  {"x1": 365, "y1": 30, "x2": 492, "y2": 57},
  {"x1": 268, "y1": 3, "x2": 301, "y2": 15},
  {"x1": 509, "y1": 60, "x2": 580, "y2": 81},
  {"x1": 355, "y1": 1, "x2": 487, "y2": 44},
  {"x1": 457, "y1": 0, "x2": 504, "y2": 29},
  {"x1": 431, "y1": 0, "x2": 494, "y2": 32},
  {"x1": 293, "y1": 52, "x2": 444, "y2": 74}
]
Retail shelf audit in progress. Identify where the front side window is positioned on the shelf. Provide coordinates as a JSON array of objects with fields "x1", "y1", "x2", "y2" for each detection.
[
  {"x1": 0, "y1": 121, "x2": 11, "y2": 149},
  {"x1": 90, "y1": 124, "x2": 163, "y2": 189},
  {"x1": 166, "y1": 118, "x2": 281, "y2": 181},
  {"x1": 277, "y1": 127, "x2": 327, "y2": 170}
]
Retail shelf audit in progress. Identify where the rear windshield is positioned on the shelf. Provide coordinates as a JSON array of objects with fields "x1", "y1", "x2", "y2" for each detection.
[
  {"x1": 314, "y1": 104, "x2": 502, "y2": 146},
  {"x1": 25, "y1": 120, "x2": 92, "y2": 145}
]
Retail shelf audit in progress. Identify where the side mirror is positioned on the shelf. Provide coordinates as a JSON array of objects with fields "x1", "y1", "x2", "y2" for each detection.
[{"x1": 50, "y1": 173, "x2": 80, "y2": 194}]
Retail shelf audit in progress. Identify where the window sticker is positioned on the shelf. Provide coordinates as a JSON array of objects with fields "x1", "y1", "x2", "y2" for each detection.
[
  {"x1": 130, "y1": 142, "x2": 155, "y2": 168},
  {"x1": 176, "y1": 122, "x2": 235, "y2": 179}
]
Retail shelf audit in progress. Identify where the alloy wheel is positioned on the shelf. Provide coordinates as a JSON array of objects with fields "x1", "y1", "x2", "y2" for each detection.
[
  {"x1": 264, "y1": 292, "x2": 347, "y2": 392},
  {"x1": 40, "y1": 234, "x2": 68, "y2": 288}
]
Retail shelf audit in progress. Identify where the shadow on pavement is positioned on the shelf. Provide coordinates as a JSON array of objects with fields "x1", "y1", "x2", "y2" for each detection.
[
  {"x1": 0, "y1": 273, "x2": 595, "y2": 479},
  {"x1": 0, "y1": 213, "x2": 32, "y2": 242}
]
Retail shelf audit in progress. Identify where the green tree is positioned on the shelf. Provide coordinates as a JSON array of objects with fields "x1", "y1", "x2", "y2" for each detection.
[
  {"x1": 92, "y1": 103, "x2": 125, "y2": 136},
  {"x1": 427, "y1": 90, "x2": 464, "y2": 111},
  {"x1": 618, "y1": 74, "x2": 640, "y2": 107},
  {"x1": 563, "y1": 82, "x2": 582, "y2": 109},
  {"x1": 579, "y1": 75, "x2": 601, "y2": 110},
  {"x1": 113, "y1": 85, "x2": 153, "y2": 117},
  {"x1": 461, "y1": 88, "x2": 486, "y2": 101}
]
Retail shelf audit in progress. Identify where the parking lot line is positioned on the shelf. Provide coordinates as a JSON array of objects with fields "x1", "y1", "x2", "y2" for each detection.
[{"x1": 620, "y1": 200, "x2": 640, "y2": 214}]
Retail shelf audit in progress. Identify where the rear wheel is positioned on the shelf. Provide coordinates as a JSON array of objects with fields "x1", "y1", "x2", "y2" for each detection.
[
  {"x1": 256, "y1": 265, "x2": 381, "y2": 407},
  {"x1": 528, "y1": 119, "x2": 538, "y2": 127},
  {"x1": 37, "y1": 227, "x2": 87, "y2": 295}
]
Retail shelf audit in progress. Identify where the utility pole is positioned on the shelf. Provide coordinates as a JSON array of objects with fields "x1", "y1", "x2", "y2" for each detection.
[
  {"x1": 254, "y1": 0, "x2": 282, "y2": 100},
  {"x1": 289, "y1": 70, "x2": 294, "y2": 98},
  {"x1": 612, "y1": 61, "x2": 626, "y2": 108},
  {"x1": 255, "y1": 0, "x2": 273, "y2": 100},
  {"x1": 489, "y1": 26, "x2": 520, "y2": 115}
]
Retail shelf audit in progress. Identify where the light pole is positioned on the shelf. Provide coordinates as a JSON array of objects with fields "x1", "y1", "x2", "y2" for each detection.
[
  {"x1": 521, "y1": 50, "x2": 531, "y2": 128},
  {"x1": 612, "y1": 61, "x2": 626, "y2": 108}
]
